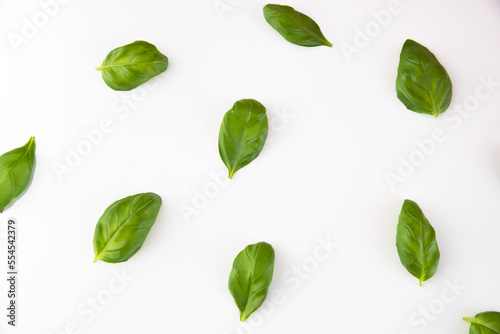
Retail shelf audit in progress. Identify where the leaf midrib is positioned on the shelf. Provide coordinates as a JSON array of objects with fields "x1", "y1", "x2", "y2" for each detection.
[
  {"x1": 228, "y1": 109, "x2": 253, "y2": 178},
  {"x1": 96, "y1": 60, "x2": 167, "y2": 70},
  {"x1": 94, "y1": 196, "x2": 155, "y2": 262},
  {"x1": 418, "y1": 211, "x2": 426, "y2": 285},
  {"x1": 0, "y1": 138, "x2": 34, "y2": 190},
  {"x1": 277, "y1": 8, "x2": 329, "y2": 45},
  {"x1": 464, "y1": 317, "x2": 500, "y2": 333},
  {"x1": 418, "y1": 59, "x2": 439, "y2": 117},
  {"x1": 241, "y1": 243, "x2": 267, "y2": 320}
]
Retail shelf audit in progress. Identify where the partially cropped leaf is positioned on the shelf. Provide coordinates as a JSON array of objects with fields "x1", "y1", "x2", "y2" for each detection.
[
  {"x1": 263, "y1": 4, "x2": 332, "y2": 47},
  {"x1": 0, "y1": 137, "x2": 36, "y2": 213},
  {"x1": 396, "y1": 199, "x2": 440, "y2": 286},
  {"x1": 464, "y1": 312, "x2": 500, "y2": 334},
  {"x1": 396, "y1": 39, "x2": 452, "y2": 117},
  {"x1": 93, "y1": 193, "x2": 162, "y2": 263},
  {"x1": 96, "y1": 41, "x2": 168, "y2": 91},
  {"x1": 229, "y1": 242, "x2": 275, "y2": 321},
  {"x1": 218, "y1": 99, "x2": 268, "y2": 179}
]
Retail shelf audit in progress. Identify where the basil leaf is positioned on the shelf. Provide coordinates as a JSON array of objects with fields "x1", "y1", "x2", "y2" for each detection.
[
  {"x1": 263, "y1": 4, "x2": 332, "y2": 47},
  {"x1": 96, "y1": 41, "x2": 168, "y2": 91},
  {"x1": 396, "y1": 39, "x2": 453, "y2": 117},
  {"x1": 464, "y1": 312, "x2": 500, "y2": 333},
  {"x1": 0, "y1": 137, "x2": 36, "y2": 213},
  {"x1": 228, "y1": 242, "x2": 275, "y2": 322},
  {"x1": 218, "y1": 99, "x2": 268, "y2": 179},
  {"x1": 93, "y1": 193, "x2": 162, "y2": 263},
  {"x1": 396, "y1": 199, "x2": 440, "y2": 286}
]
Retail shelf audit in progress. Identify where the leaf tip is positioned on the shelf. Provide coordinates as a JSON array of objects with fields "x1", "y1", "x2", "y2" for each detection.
[{"x1": 28, "y1": 136, "x2": 36, "y2": 148}]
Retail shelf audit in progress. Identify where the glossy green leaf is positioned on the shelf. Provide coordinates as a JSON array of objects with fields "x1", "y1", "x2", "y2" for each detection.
[
  {"x1": 263, "y1": 4, "x2": 332, "y2": 47},
  {"x1": 396, "y1": 199, "x2": 440, "y2": 286},
  {"x1": 218, "y1": 99, "x2": 268, "y2": 179},
  {"x1": 0, "y1": 137, "x2": 36, "y2": 213},
  {"x1": 396, "y1": 39, "x2": 452, "y2": 117},
  {"x1": 229, "y1": 242, "x2": 275, "y2": 322},
  {"x1": 464, "y1": 312, "x2": 500, "y2": 334},
  {"x1": 93, "y1": 193, "x2": 162, "y2": 263},
  {"x1": 96, "y1": 41, "x2": 168, "y2": 91}
]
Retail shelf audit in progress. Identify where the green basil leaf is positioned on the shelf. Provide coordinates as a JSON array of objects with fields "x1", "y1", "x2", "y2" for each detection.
[
  {"x1": 263, "y1": 4, "x2": 332, "y2": 47},
  {"x1": 464, "y1": 312, "x2": 500, "y2": 334},
  {"x1": 0, "y1": 137, "x2": 36, "y2": 213},
  {"x1": 96, "y1": 41, "x2": 168, "y2": 91},
  {"x1": 93, "y1": 192, "x2": 162, "y2": 263},
  {"x1": 396, "y1": 199, "x2": 440, "y2": 286},
  {"x1": 396, "y1": 39, "x2": 453, "y2": 117},
  {"x1": 228, "y1": 242, "x2": 275, "y2": 322},
  {"x1": 218, "y1": 99, "x2": 268, "y2": 179}
]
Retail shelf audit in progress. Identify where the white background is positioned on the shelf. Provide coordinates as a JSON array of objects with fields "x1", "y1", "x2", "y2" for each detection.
[{"x1": 1, "y1": 0, "x2": 500, "y2": 333}]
